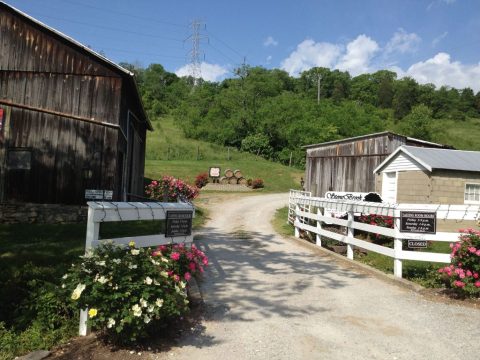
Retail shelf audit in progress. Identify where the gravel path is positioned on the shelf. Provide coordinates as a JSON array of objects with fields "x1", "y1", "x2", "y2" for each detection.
[{"x1": 152, "y1": 193, "x2": 480, "y2": 360}]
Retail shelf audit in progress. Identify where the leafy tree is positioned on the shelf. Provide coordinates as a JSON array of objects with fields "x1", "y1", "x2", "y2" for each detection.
[
  {"x1": 241, "y1": 133, "x2": 273, "y2": 158},
  {"x1": 398, "y1": 104, "x2": 433, "y2": 140},
  {"x1": 393, "y1": 77, "x2": 418, "y2": 119}
]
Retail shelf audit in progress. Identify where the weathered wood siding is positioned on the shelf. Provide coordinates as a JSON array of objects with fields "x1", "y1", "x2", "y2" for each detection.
[
  {"x1": 0, "y1": 6, "x2": 148, "y2": 205},
  {"x1": 305, "y1": 134, "x2": 406, "y2": 197}
]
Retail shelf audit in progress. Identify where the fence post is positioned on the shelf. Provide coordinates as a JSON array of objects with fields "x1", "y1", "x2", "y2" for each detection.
[
  {"x1": 393, "y1": 209, "x2": 403, "y2": 278},
  {"x1": 294, "y1": 204, "x2": 300, "y2": 238},
  {"x1": 316, "y1": 207, "x2": 322, "y2": 247},
  {"x1": 79, "y1": 205, "x2": 100, "y2": 336},
  {"x1": 346, "y1": 207, "x2": 354, "y2": 260}
]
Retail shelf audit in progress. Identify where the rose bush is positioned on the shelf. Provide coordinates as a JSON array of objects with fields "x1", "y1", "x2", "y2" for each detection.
[
  {"x1": 438, "y1": 229, "x2": 480, "y2": 297},
  {"x1": 358, "y1": 214, "x2": 394, "y2": 245},
  {"x1": 62, "y1": 242, "x2": 190, "y2": 342},
  {"x1": 194, "y1": 172, "x2": 209, "y2": 188},
  {"x1": 145, "y1": 176, "x2": 199, "y2": 202}
]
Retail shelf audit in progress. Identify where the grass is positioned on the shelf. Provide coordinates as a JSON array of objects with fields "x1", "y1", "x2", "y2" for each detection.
[
  {"x1": 431, "y1": 117, "x2": 480, "y2": 151},
  {"x1": 145, "y1": 116, "x2": 304, "y2": 193},
  {"x1": 271, "y1": 207, "x2": 295, "y2": 237}
]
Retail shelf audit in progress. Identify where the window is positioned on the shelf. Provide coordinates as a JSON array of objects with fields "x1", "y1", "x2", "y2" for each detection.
[{"x1": 464, "y1": 183, "x2": 480, "y2": 204}]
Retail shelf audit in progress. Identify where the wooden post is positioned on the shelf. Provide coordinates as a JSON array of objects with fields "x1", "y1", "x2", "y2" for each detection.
[
  {"x1": 346, "y1": 207, "x2": 354, "y2": 260},
  {"x1": 80, "y1": 205, "x2": 100, "y2": 336},
  {"x1": 393, "y1": 210, "x2": 403, "y2": 278},
  {"x1": 294, "y1": 204, "x2": 300, "y2": 238},
  {"x1": 316, "y1": 207, "x2": 322, "y2": 246},
  {"x1": 227, "y1": 147, "x2": 231, "y2": 160},
  {"x1": 289, "y1": 152, "x2": 293, "y2": 167}
]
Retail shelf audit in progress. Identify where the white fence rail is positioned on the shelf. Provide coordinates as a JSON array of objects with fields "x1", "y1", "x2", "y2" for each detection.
[
  {"x1": 290, "y1": 192, "x2": 480, "y2": 279},
  {"x1": 288, "y1": 189, "x2": 311, "y2": 224},
  {"x1": 80, "y1": 201, "x2": 195, "y2": 336}
]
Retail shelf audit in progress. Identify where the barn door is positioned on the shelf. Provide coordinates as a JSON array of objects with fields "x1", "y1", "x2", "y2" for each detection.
[{"x1": 382, "y1": 172, "x2": 397, "y2": 203}]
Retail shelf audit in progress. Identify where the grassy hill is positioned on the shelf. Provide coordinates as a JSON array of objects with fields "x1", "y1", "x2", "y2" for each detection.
[
  {"x1": 144, "y1": 117, "x2": 304, "y2": 193},
  {"x1": 430, "y1": 117, "x2": 480, "y2": 150}
]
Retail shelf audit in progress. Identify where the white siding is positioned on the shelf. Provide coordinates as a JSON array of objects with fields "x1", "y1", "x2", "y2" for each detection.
[{"x1": 381, "y1": 153, "x2": 426, "y2": 173}]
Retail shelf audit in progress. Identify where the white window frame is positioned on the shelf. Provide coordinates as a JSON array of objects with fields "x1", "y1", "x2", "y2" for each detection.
[{"x1": 464, "y1": 183, "x2": 480, "y2": 204}]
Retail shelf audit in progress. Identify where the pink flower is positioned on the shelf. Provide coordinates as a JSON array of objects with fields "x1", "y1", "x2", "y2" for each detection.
[
  {"x1": 475, "y1": 281, "x2": 480, "y2": 288},
  {"x1": 466, "y1": 270, "x2": 473, "y2": 277},
  {"x1": 202, "y1": 257, "x2": 209, "y2": 266},
  {"x1": 159, "y1": 245, "x2": 167, "y2": 252},
  {"x1": 173, "y1": 274, "x2": 180, "y2": 282},
  {"x1": 476, "y1": 250, "x2": 480, "y2": 256},
  {"x1": 152, "y1": 250, "x2": 161, "y2": 257},
  {"x1": 170, "y1": 252, "x2": 180, "y2": 261},
  {"x1": 188, "y1": 262, "x2": 196, "y2": 272},
  {"x1": 184, "y1": 272, "x2": 191, "y2": 281},
  {"x1": 454, "y1": 280, "x2": 466, "y2": 288},
  {"x1": 474, "y1": 273, "x2": 479, "y2": 279}
]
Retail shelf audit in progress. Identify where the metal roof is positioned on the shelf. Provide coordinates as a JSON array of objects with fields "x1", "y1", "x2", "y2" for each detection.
[
  {"x1": 0, "y1": 1, "x2": 152, "y2": 131},
  {"x1": 374, "y1": 145, "x2": 480, "y2": 173},
  {"x1": 302, "y1": 131, "x2": 449, "y2": 149}
]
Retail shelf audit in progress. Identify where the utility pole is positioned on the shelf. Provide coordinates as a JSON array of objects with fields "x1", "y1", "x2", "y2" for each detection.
[
  {"x1": 317, "y1": 73, "x2": 322, "y2": 105},
  {"x1": 185, "y1": 19, "x2": 208, "y2": 86}
]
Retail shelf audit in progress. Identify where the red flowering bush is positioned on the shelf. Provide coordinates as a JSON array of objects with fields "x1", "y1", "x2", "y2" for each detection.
[
  {"x1": 251, "y1": 178, "x2": 264, "y2": 189},
  {"x1": 152, "y1": 243, "x2": 209, "y2": 283},
  {"x1": 145, "y1": 176, "x2": 199, "y2": 202},
  {"x1": 438, "y1": 229, "x2": 480, "y2": 297},
  {"x1": 194, "y1": 172, "x2": 209, "y2": 188},
  {"x1": 358, "y1": 214, "x2": 394, "y2": 245}
]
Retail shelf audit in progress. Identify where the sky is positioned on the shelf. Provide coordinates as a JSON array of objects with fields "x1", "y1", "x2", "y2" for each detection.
[{"x1": 6, "y1": 0, "x2": 480, "y2": 91}]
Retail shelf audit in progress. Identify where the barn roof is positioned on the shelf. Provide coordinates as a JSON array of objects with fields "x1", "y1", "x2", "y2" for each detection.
[
  {"x1": 0, "y1": 1, "x2": 152, "y2": 130},
  {"x1": 302, "y1": 131, "x2": 449, "y2": 149},
  {"x1": 374, "y1": 145, "x2": 480, "y2": 173}
]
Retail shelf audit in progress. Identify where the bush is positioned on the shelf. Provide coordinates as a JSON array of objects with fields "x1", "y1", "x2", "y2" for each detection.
[
  {"x1": 145, "y1": 175, "x2": 199, "y2": 202},
  {"x1": 62, "y1": 242, "x2": 189, "y2": 343},
  {"x1": 251, "y1": 178, "x2": 264, "y2": 189},
  {"x1": 194, "y1": 172, "x2": 209, "y2": 188},
  {"x1": 358, "y1": 214, "x2": 393, "y2": 245},
  {"x1": 153, "y1": 243, "x2": 209, "y2": 282},
  {"x1": 438, "y1": 229, "x2": 480, "y2": 297}
]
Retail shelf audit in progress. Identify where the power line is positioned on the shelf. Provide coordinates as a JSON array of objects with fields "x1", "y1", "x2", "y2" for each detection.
[
  {"x1": 58, "y1": 0, "x2": 188, "y2": 29},
  {"x1": 97, "y1": 47, "x2": 185, "y2": 60},
  {"x1": 185, "y1": 20, "x2": 208, "y2": 85},
  {"x1": 28, "y1": 11, "x2": 185, "y2": 42},
  {"x1": 206, "y1": 30, "x2": 244, "y2": 59}
]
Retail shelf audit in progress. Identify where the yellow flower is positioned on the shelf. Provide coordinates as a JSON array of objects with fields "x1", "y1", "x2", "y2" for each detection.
[
  {"x1": 129, "y1": 241, "x2": 136, "y2": 248},
  {"x1": 88, "y1": 308, "x2": 98, "y2": 318}
]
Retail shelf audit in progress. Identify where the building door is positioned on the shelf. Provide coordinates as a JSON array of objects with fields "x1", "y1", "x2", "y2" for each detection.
[{"x1": 382, "y1": 172, "x2": 397, "y2": 203}]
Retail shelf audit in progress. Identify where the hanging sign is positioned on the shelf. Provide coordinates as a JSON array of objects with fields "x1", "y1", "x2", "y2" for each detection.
[
  {"x1": 400, "y1": 211, "x2": 436, "y2": 234},
  {"x1": 166, "y1": 210, "x2": 193, "y2": 237},
  {"x1": 85, "y1": 189, "x2": 114, "y2": 200},
  {"x1": 407, "y1": 240, "x2": 428, "y2": 249},
  {"x1": 209, "y1": 167, "x2": 221, "y2": 178}
]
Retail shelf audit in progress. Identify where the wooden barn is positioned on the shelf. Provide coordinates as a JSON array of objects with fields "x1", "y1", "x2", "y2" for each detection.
[
  {"x1": 303, "y1": 132, "x2": 451, "y2": 198},
  {"x1": 0, "y1": 2, "x2": 152, "y2": 205}
]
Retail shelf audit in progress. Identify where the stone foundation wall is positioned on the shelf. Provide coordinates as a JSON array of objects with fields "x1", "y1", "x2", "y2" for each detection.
[{"x1": 0, "y1": 203, "x2": 88, "y2": 224}]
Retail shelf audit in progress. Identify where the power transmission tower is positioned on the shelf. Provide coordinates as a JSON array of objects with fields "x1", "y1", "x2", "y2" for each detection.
[{"x1": 185, "y1": 19, "x2": 208, "y2": 86}]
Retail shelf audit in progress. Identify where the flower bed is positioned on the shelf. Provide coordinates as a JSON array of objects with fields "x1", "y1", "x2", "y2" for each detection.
[{"x1": 145, "y1": 176, "x2": 199, "y2": 202}]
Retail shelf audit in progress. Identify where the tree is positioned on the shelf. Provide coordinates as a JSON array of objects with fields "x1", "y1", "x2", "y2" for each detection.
[
  {"x1": 393, "y1": 77, "x2": 419, "y2": 119},
  {"x1": 398, "y1": 104, "x2": 433, "y2": 140},
  {"x1": 241, "y1": 133, "x2": 273, "y2": 158}
]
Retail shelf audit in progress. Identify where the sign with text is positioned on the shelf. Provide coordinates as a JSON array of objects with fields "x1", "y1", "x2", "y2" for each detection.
[
  {"x1": 407, "y1": 240, "x2": 428, "y2": 249},
  {"x1": 325, "y1": 191, "x2": 371, "y2": 201},
  {"x1": 400, "y1": 211, "x2": 436, "y2": 234},
  {"x1": 209, "y1": 167, "x2": 221, "y2": 178},
  {"x1": 166, "y1": 210, "x2": 193, "y2": 237},
  {"x1": 85, "y1": 189, "x2": 113, "y2": 200}
]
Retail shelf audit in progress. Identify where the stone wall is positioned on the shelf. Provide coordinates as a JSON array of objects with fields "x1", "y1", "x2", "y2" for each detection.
[{"x1": 0, "y1": 202, "x2": 88, "y2": 224}]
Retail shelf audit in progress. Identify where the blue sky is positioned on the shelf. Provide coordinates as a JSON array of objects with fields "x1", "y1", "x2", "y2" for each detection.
[{"x1": 6, "y1": 0, "x2": 480, "y2": 90}]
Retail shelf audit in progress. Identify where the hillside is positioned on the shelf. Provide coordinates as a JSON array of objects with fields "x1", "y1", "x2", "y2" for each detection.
[{"x1": 144, "y1": 116, "x2": 304, "y2": 193}]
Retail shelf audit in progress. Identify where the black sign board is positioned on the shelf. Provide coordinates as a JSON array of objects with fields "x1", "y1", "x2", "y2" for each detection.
[
  {"x1": 400, "y1": 211, "x2": 436, "y2": 234},
  {"x1": 166, "y1": 211, "x2": 193, "y2": 237},
  {"x1": 407, "y1": 240, "x2": 428, "y2": 249}
]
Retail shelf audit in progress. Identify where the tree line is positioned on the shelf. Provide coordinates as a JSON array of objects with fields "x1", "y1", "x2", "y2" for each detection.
[{"x1": 121, "y1": 62, "x2": 480, "y2": 167}]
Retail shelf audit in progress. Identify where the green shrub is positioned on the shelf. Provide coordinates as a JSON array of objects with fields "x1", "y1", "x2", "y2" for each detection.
[{"x1": 62, "y1": 242, "x2": 189, "y2": 343}]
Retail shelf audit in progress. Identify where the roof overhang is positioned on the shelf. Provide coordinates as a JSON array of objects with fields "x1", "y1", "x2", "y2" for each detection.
[{"x1": 373, "y1": 146, "x2": 433, "y2": 173}]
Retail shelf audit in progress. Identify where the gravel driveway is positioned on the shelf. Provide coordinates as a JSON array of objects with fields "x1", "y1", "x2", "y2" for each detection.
[{"x1": 152, "y1": 192, "x2": 480, "y2": 360}]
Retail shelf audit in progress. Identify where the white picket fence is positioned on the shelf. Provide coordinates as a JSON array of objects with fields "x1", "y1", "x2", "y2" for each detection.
[
  {"x1": 288, "y1": 189, "x2": 311, "y2": 225},
  {"x1": 79, "y1": 201, "x2": 195, "y2": 336},
  {"x1": 290, "y1": 192, "x2": 480, "y2": 279}
]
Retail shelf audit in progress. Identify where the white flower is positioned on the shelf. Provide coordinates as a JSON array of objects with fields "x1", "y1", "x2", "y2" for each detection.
[
  {"x1": 147, "y1": 305, "x2": 154, "y2": 313},
  {"x1": 113, "y1": 285, "x2": 119, "y2": 290},
  {"x1": 71, "y1": 283, "x2": 86, "y2": 300},
  {"x1": 131, "y1": 249, "x2": 140, "y2": 255},
  {"x1": 95, "y1": 260, "x2": 106, "y2": 266},
  {"x1": 112, "y1": 259, "x2": 121, "y2": 264},
  {"x1": 96, "y1": 276, "x2": 108, "y2": 284},
  {"x1": 128, "y1": 264, "x2": 137, "y2": 270},
  {"x1": 161, "y1": 257, "x2": 169, "y2": 263},
  {"x1": 62, "y1": 274, "x2": 68, "y2": 280},
  {"x1": 153, "y1": 279, "x2": 160, "y2": 285},
  {"x1": 144, "y1": 276, "x2": 153, "y2": 285},
  {"x1": 174, "y1": 285, "x2": 181, "y2": 293},
  {"x1": 61, "y1": 284, "x2": 66, "y2": 289},
  {"x1": 140, "y1": 298, "x2": 148, "y2": 308},
  {"x1": 155, "y1": 298, "x2": 164, "y2": 308},
  {"x1": 107, "y1": 318, "x2": 116, "y2": 328},
  {"x1": 179, "y1": 281, "x2": 186, "y2": 289},
  {"x1": 160, "y1": 271, "x2": 169, "y2": 278},
  {"x1": 132, "y1": 304, "x2": 142, "y2": 317},
  {"x1": 144, "y1": 315, "x2": 151, "y2": 324},
  {"x1": 150, "y1": 259, "x2": 160, "y2": 266}
]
